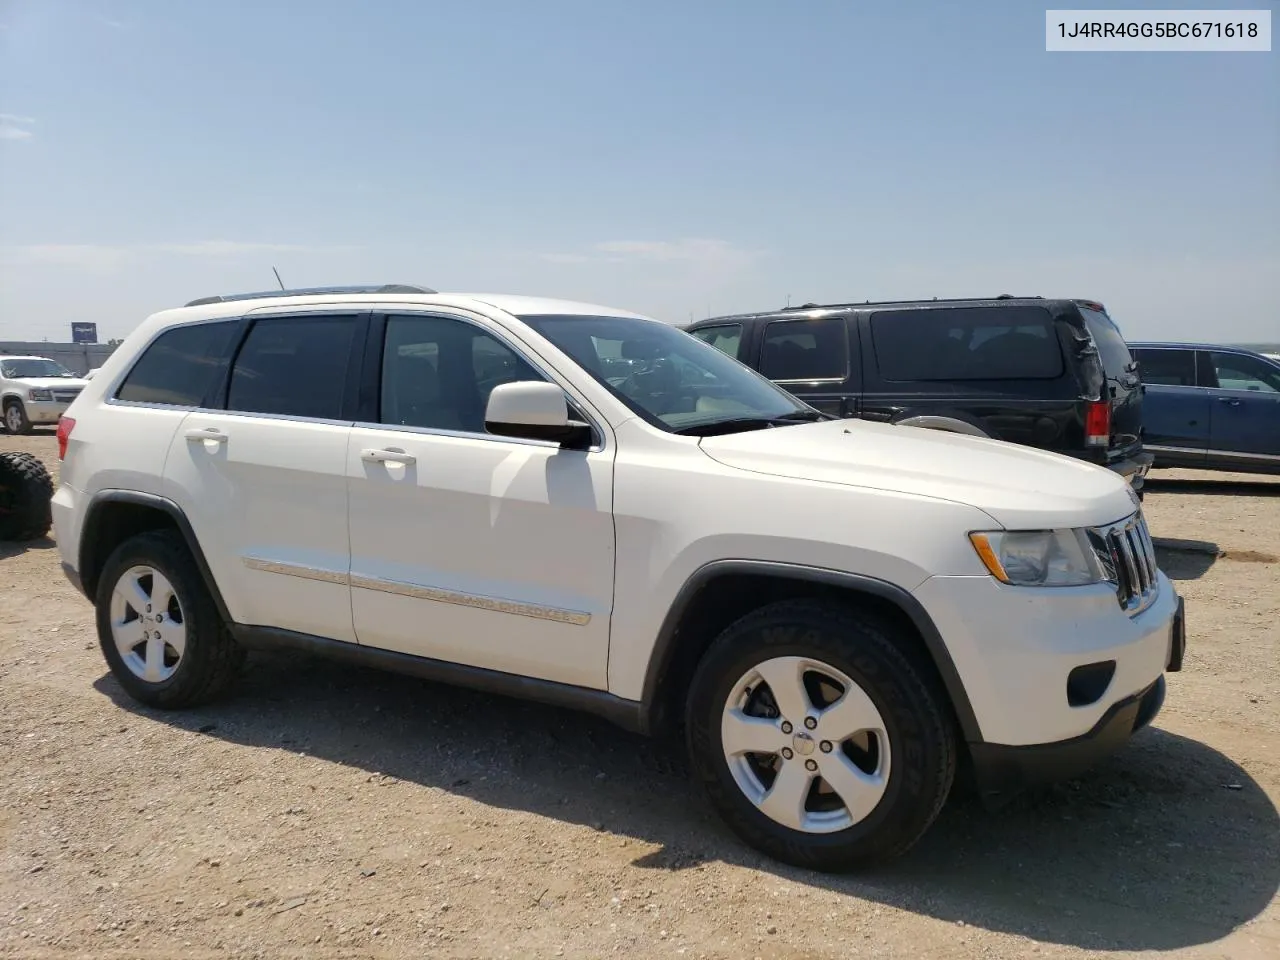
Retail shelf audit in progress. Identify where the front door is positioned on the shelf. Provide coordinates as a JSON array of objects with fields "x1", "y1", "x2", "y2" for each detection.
[
  {"x1": 1206, "y1": 351, "x2": 1280, "y2": 458},
  {"x1": 346, "y1": 311, "x2": 616, "y2": 689}
]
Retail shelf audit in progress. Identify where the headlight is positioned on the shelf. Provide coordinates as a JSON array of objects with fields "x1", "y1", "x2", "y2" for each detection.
[
  {"x1": 968, "y1": 529, "x2": 1104, "y2": 587},
  {"x1": 28, "y1": 388, "x2": 53, "y2": 401}
]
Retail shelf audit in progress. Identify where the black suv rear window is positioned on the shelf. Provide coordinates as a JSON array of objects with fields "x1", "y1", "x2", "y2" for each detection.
[
  {"x1": 115, "y1": 320, "x2": 240, "y2": 406},
  {"x1": 870, "y1": 306, "x2": 1062, "y2": 381},
  {"x1": 1078, "y1": 307, "x2": 1135, "y2": 378}
]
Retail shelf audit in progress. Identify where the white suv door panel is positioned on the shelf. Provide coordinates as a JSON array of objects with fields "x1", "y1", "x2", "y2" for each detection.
[
  {"x1": 161, "y1": 312, "x2": 361, "y2": 643},
  {"x1": 164, "y1": 414, "x2": 356, "y2": 642},
  {"x1": 346, "y1": 311, "x2": 615, "y2": 688}
]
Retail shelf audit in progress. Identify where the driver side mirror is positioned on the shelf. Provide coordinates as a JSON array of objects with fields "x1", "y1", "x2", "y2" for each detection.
[{"x1": 484, "y1": 381, "x2": 593, "y2": 450}]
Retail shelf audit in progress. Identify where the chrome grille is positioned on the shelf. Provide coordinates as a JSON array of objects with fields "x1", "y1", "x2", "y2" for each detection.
[
  {"x1": 1090, "y1": 512, "x2": 1159, "y2": 615},
  {"x1": 51, "y1": 387, "x2": 82, "y2": 403}
]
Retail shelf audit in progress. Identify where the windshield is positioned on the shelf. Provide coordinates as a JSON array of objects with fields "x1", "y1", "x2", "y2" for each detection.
[
  {"x1": 518, "y1": 314, "x2": 818, "y2": 434},
  {"x1": 1, "y1": 358, "x2": 75, "y2": 379}
]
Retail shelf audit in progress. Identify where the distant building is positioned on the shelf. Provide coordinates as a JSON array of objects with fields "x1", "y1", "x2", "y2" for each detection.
[{"x1": 0, "y1": 341, "x2": 119, "y2": 376}]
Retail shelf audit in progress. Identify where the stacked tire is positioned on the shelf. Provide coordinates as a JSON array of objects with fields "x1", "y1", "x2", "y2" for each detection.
[{"x1": 0, "y1": 451, "x2": 54, "y2": 541}]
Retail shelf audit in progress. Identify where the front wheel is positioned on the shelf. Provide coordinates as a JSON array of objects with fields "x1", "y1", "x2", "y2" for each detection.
[
  {"x1": 4, "y1": 400, "x2": 32, "y2": 435},
  {"x1": 686, "y1": 599, "x2": 956, "y2": 870},
  {"x1": 95, "y1": 530, "x2": 245, "y2": 708}
]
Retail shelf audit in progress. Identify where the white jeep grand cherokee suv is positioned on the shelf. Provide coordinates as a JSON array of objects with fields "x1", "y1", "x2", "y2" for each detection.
[{"x1": 52, "y1": 285, "x2": 1186, "y2": 870}]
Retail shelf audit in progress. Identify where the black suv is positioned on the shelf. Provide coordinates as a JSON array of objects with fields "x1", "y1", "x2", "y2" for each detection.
[{"x1": 686, "y1": 296, "x2": 1152, "y2": 493}]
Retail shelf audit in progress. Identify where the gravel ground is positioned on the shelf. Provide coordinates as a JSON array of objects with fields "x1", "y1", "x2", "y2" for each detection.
[{"x1": 2, "y1": 430, "x2": 1278, "y2": 959}]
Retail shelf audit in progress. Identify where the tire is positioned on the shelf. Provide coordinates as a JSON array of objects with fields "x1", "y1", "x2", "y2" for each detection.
[
  {"x1": 686, "y1": 599, "x2": 956, "y2": 871},
  {"x1": 3, "y1": 399, "x2": 32, "y2": 435},
  {"x1": 95, "y1": 530, "x2": 245, "y2": 708},
  {"x1": 0, "y1": 451, "x2": 54, "y2": 541}
]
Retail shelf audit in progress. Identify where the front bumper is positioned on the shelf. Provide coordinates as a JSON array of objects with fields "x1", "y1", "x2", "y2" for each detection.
[
  {"x1": 22, "y1": 399, "x2": 74, "y2": 425},
  {"x1": 915, "y1": 570, "x2": 1182, "y2": 747},
  {"x1": 1106, "y1": 450, "x2": 1154, "y2": 492},
  {"x1": 964, "y1": 595, "x2": 1185, "y2": 803}
]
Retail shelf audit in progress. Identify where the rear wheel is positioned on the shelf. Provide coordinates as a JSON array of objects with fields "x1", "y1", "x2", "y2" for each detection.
[
  {"x1": 95, "y1": 530, "x2": 244, "y2": 708},
  {"x1": 686, "y1": 599, "x2": 956, "y2": 870},
  {"x1": 0, "y1": 451, "x2": 53, "y2": 541}
]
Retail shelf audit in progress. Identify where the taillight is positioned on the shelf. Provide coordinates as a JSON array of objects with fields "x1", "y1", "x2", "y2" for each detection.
[
  {"x1": 1084, "y1": 400, "x2": 1110, "y2": 448},
  {"x1": 56, "y1": 416, "x2": 76, "y2": 460}
]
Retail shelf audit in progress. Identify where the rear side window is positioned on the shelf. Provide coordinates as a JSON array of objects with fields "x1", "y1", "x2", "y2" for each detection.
[
  {"x1": 870, "y1": 306, "x2": 1062, "y2": 381},
  {"x1": 227, "y1": 315, "x2": 357, "y2": 419},
  {"x1": 689, "y1": 323, "x2": 743, "y2": 359},
  {"x1": 761, "y1": 317, "x2": 848, "y2": 381},
  {"x1": 1078, "y1": 307, "x2": 1135, "y2": 378},
  {"x1": 115, "y1": 320, "x2": 240, "y2": 406},
  {"x1": 1134, "y1": 349, "x2": 1196, "y2": 386}
]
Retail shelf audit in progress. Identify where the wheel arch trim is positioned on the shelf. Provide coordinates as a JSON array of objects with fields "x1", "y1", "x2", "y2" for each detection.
[
  {"x1": 79, "y1": 490, "x2": 232, "y2": 623},
  {"x1": 640, "y1": 559, "x2": 985, "y2": 743}
]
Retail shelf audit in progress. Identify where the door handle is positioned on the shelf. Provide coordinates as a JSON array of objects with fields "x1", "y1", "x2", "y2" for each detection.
[
  {"x1": 1217, "y1": 397, "x2": 1242, "y2": 407},
  {"x1": 184, "y1": 428, "x2": 228, "y2": 443},
  {"x1": 361, "y1": 448, "x2": 417, "y2": 465}
]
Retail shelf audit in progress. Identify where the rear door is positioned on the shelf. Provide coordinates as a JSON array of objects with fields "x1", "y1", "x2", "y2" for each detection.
[
  {"x1": 1077, "y1": 306, "x2": 1143, "y2": 458},
  {"x1": 755, "y1": 314, "x2": 858, "y2": 417},
  {"x1": 1205, "y1": 351, "x2": 1280, "y2": 459},
  {"x1": 163, "y1": 310, "x2": 364, "y2": 643},
  {"x1": 1131, "y1": 347, "x2": 1210, "y2": 463}
]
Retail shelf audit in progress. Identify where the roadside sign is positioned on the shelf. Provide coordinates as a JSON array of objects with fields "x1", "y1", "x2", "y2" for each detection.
[{"x1": 71, "y1": 322, "x2": 98, "y2": 344}]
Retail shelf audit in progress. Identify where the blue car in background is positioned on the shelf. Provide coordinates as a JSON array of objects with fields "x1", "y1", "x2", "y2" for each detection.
[{"x1": 1129, "y1": 342, "x2": 1280, "y2": 476}]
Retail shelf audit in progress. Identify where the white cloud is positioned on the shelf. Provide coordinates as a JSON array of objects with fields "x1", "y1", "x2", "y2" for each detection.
[{"x1": 0, "y1": 114, "x2": 35, "y2": 141}]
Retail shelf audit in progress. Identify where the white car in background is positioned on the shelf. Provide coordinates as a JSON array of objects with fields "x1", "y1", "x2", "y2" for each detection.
[{"x1": 1, "y1": 355, "x2": 90, "y2": 434}]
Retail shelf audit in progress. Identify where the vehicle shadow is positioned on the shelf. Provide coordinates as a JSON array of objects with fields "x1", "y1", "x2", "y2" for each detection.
[
  {"x1": 0, "y1": 536, "x2": 57, "y2": 559},
  {"x1": 1152, "y1": 538, "x2": 1221, "y2": 580},
  {"x1": 96, "y1": 655, "x2": 1279, "y2": 952},
  {"x1": 1145, "y1": 477, "x2": 1280, "y2": 497}
]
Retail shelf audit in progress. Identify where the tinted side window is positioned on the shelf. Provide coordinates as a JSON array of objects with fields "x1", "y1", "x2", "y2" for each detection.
[
  {"x1": 116, "y1": 321, "x2": 240, "y2": 406},
  {"x1": 1134, "y1": 349, "x2": 1196, "y2": 386},
  {"x1": 761, "y1": 317, "x2": 848, "y2": 381},
  {"x1": 226, "y1": 315, "x2": 356, "y2": 419},
  {"x1": 381, "y1": 315, "x2": 547, "y2": 433},
  {"x1": 870, "y1": 306, "x2": 1062, "y2": 381},
  {"x1": 689, "y1": 324, "x2": 743, "y2": 360},
  {"x1": 1209, "y1": 352, "x2": 1280, "y2": 393}
]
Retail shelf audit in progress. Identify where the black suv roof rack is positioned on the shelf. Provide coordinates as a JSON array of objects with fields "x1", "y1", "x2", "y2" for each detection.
[
  {"x1": 779, "y1": 294, "x2": 1045, "y2": 312},
  {"x1": 184, "y1": 283, "x2": 437, "y2": 308}
]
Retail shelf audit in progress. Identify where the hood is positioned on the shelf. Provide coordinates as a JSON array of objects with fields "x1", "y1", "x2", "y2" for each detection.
[
  {"x1": 10, "y1": 376, "x2": 88, "y2": 391},
  {"x1": 698, "y1": 418, "x2": 1138, "y2": 530}
]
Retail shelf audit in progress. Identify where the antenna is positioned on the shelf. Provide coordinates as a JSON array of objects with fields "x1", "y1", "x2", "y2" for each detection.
[
  {"x1": 786, "y1": 293, "x2": 791, "y2": 308},
  {"x1": 272, "y1": 267, "x2": 285, "y2": 291}
]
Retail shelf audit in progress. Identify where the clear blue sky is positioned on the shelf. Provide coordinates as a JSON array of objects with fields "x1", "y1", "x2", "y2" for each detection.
[{"x1": 1, "y1": 0, "x2": 1276, "y2": 342}]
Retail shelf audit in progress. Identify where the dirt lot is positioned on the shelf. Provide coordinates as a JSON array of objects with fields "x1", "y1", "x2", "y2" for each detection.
[{"x1": 2, "y1": 430, "x2": 1278, "y2": 960}]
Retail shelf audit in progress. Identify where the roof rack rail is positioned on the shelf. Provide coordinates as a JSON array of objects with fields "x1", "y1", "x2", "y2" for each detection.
[
  {"x1": 779, "y1": 294, "x2": 1045, "y2": 312},
  {"x1": 184, "y1": 283, "x2": 437, "y2": 308}
]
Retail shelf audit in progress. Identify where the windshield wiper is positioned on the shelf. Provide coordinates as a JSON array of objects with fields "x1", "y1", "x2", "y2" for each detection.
[{"x1": 674, "y1": 410, "x2": 827, "y2": 437}]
